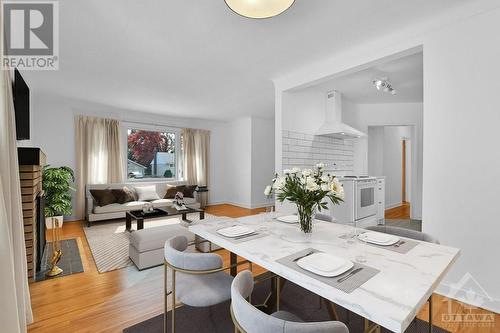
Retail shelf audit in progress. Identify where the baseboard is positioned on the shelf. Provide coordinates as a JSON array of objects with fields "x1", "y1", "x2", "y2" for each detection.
[
  {"x1": 435, "y1": 281, "x2": 500, "y2": 314},
  {"x1": 213, "y1": 201, "x2": 272, "y2": 210},
  {"x1": 385, "y1": 202, "x2": 402, "y2": 210}
]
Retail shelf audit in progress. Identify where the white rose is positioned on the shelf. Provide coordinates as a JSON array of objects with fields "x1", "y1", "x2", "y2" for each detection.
[
  {"x1": 283, "y1": 169, "x2": 291, "y2": 174},
  {"x1": 316, "y1": 162, "x2": 326, "y2": 169},
  {"x1": 306, "y1": 179, "x2": 319, "y2": 192},
  {"x1": 273, "y1": 176, "x2": 286, "y2": 190},
  {"x1": 330, "y1": 179, "x2": 345, "y2": 199},
  {"x1": 335, "y1": 186, "x2": 345, "y2": 200},
  {"x1": 302, "y1": 169, "x2": 312, "y2": 177},
  {"x1": 320, "y1": 175, "x2": 329, "y2": 183},
  {"x1": 291, "y1": 167, "x2": 301, "y2": 174},
  {"x1": 264, "y1": 185, "x2": 272, "y2": 196},
  {"x1": 321, "y1": 184, "x2": 329, "y2": 191}
]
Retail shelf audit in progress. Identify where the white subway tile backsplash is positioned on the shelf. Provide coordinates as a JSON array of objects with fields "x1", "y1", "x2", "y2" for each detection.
[{"x1": 282, "y1": 130, "x2": 354, "y2": 173}]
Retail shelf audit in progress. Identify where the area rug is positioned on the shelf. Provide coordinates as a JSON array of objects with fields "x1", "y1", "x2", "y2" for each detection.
[
  {"x1": 124, "y1": 279, "x2": 450, "y2": 333},
  {"x1": 83, "y1": 213, "x2": 218, "y2": 273},
  {"x1": 35, "y1": 238, "x2": 84, "y2": 281}
]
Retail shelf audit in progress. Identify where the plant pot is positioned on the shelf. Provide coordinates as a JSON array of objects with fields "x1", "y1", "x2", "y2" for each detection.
[{"x1": 45, "y1": 215, "x2": 64, "y2": 229}]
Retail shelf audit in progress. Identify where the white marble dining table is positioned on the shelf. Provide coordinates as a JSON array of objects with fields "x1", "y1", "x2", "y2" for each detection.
[{"x1": 189, "y1": 214, "x2": 460, "y2": 333}]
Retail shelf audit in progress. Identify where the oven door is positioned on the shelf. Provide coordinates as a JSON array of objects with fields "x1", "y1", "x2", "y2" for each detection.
[{"x1": 355, "y1": 180, "x2": 377, "y2": 220}]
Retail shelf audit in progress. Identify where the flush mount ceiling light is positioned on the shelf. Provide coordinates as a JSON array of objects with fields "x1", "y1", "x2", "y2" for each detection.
[
  {"x1": 372, "y1": 77, "x2": 397, "y2": 95},
  {"x1": 225, "y1": 0, "x2": 295, "y2": 19}
]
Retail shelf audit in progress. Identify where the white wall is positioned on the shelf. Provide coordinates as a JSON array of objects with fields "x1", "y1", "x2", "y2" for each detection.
[
  {"x1": 274, "y1": 1, "x2": 500, "y2": 312},
  {"x1": 30, "y1": 93, "x2": 231, "y2": 219},
  {"x1": 422, "y1": 6, "x2": 500, "y2": 312},
  {"x1": 251, "y1": 117, "x2": 275, "y2": 208},
  {"x1": 367, "y1": 127, "x2": 384, "y2": 177},
  {"x1": 282, "y1": 89, "x2": 325, "y2": 134},
  {"x1": 343, "y1": 103, "x2": 423, "y2": 218},
  {"x1": 225, "y1": 117, "x2": 252, "y2": 208}
]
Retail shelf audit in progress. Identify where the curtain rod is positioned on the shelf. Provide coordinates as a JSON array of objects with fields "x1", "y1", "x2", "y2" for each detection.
[
  {"x1": 121, "y1": 119, "x2": 185, "y2": 130},
  {"x1": 121, "y1": 119, "x2": 210, "y2": 132}
]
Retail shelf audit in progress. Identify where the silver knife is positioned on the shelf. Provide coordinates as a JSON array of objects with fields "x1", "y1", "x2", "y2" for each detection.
[
  {"x1": 337, "y1": 268, "x2": 363, "y2": 283},
  {"x1": 293, "y1": 250, "x2": 316, "y2": 262}
]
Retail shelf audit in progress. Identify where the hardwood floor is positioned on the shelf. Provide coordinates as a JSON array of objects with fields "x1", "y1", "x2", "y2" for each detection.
[
  {"x1": 385, "y1": 201, "x2": 411, "y2": 219},
  {"x1": 27, "y1": 204, "x2": 497, "y2": 333}
]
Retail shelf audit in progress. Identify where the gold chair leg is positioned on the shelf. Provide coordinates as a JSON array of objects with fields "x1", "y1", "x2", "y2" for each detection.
[
  {"x1": 276, "y1": 276, "x2": 280, "y2": 311},
  {"x1": 164, "y1": 263, "x2": 168, "y2": 333},
  {"x1": 172, "y1": 270, "x2": 176, "y2": 333},
  {"x1": 322, "y1": 298, "x2": 339, "y2": 321},
  {"x1": 364, "y1": 318, "x2": 380, "y2": 333},
  {"x1": 429, "y1": 295, "x2": 433, "y2": 333}
]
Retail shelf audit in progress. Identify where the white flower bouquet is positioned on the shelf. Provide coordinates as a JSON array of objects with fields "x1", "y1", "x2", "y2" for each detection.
[{"x1": 265, "y1": 163, "x2": 344, "y2": 233}]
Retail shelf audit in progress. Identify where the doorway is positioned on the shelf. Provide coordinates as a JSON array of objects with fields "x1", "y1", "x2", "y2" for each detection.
[{"x1": 368, "y1": 125, "x2": 413, "y2": 220}]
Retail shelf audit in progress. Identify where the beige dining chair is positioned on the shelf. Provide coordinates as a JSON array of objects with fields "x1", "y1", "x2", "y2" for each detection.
[
  {"x1": 231, "y1": 270, "x2": 349, "y2": 333},
  {"x1": 163, "y1": 235, "x2": 250, "y2": 333}
]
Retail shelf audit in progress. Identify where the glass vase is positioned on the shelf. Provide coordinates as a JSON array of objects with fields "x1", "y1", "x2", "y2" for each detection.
[{"x1": 297, "y1": 204, "x2": 314, "y2": 234}]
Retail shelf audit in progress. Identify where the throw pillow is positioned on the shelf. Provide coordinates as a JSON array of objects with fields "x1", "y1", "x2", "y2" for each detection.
[
  {"x1": 164, "y1": 184, "x2": 179, "y2": 199},
  {"x1": 134, "y1": 185, "x2": 160, "y2": 201},
  {"x1": 90, "y1": 189, "x2": 116, "y2": 207},
  {"x1": 111, "y1": 187, "x2": 136, "y2": 204},
  {"x1": 183, "y1": 185, "x2": 198, "y2": 198}
]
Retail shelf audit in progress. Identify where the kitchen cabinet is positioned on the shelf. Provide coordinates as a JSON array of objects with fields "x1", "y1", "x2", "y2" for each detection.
[{"x1": 376, "y1": 177, "x2": 385, "y2": 224}]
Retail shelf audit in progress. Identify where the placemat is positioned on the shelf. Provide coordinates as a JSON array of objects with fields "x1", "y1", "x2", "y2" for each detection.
[
  {"x1": 276, "y1": 248, "x2": 380, "y2": 294},
  {"x1": 339, "y1": 233, "x2": 420, "y2": 254},
  {"x1": 364, "y1": 238, "x2": 419, "y2": 254}
]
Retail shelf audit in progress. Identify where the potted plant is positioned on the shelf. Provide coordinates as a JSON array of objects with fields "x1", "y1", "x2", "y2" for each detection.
[
  {"x1": 42, "y1": 166, "x2": 75, "y2": 229},
  {"x1": 265, "y1": 163, "x2": 345, "y2": 233}
]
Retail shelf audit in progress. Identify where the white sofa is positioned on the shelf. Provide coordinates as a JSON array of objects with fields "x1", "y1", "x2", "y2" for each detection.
[{"x1": 86, "y1": 180, "x2": 200, "y2": 225}]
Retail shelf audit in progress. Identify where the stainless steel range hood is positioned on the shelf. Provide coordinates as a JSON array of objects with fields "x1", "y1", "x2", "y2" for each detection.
[{"x1": 316, "y1": 90, "x2": 366, "y2": 139}]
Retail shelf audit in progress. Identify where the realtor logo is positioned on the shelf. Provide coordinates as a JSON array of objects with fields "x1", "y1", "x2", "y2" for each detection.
[
  {"x1": 2, "y1": 1, "x2": 59, "y2": 70},
  {"x1": 442, "y1": 273, "x2": 495, "y2": 329}
]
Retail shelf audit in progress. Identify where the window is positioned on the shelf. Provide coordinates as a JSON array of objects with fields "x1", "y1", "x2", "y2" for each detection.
[{"x1": 126, "y1": 128, "x2": 177, "y2": 179}]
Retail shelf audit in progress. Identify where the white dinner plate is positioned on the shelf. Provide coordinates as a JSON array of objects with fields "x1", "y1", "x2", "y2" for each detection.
[
  {"x1": 297, "y1": 252, "x2": 354, "y2": 277},
  {"x1": 217, "y1": 226, "x2": 255, "y2": 238},
  {"x1": 358, "y1": 232, "x2": 399, "y2": 246},
  {"x1": 276, "y1": 215, "x2": 299, "y2": 224}
]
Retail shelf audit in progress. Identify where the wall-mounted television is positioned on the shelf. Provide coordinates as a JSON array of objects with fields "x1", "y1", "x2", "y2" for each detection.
[{"x1": 13, "y1": 69, "x2": 30, "y2": 140}]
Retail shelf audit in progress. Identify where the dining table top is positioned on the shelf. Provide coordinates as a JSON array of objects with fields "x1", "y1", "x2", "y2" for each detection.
[{"x1": 188, "y1": 214, "x2": 460, "y2": 333}]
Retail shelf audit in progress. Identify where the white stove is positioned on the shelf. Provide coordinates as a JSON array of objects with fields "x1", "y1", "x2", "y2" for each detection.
[{"x1": 329, "y1": 175, "x2": 378, "y2": 227}]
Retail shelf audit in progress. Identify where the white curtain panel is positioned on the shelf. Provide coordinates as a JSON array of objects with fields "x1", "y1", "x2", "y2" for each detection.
[
  {"x1": 75, "y1": 115, "x2": 124, "y2": 219},
  {"x1": 0, "y1": 69, "x2": 34, "y2": 331},
  {"x1": 182, "y1": 128, "x2": 210, "y2": 206}
]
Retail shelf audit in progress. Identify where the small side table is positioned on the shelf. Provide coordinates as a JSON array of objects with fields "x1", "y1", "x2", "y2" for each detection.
[{"x1": 195, "y1": 186, "x2": 209, "y2": 209}]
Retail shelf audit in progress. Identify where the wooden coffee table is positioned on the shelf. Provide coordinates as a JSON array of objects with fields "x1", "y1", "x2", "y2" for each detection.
[{"x1": 125, "y1": 206, "x2": 205, "y2": 231}]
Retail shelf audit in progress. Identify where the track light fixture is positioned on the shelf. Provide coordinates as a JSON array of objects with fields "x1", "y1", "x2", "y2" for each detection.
[{"x1": 372, "y1": 77, "x2": 397, "y2": 95}]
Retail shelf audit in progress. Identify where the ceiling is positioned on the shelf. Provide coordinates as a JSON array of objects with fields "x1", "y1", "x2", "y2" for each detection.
[
  {"x1": 307, "y1": 52, "x2": 423, "y2": 103},
  {"x1": 22, "y1": 0, "x2": 468, "y2": 120}
]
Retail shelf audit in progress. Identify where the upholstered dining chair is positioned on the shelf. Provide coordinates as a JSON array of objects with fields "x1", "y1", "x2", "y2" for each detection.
[
  {"x1": 231, "y1": 270, "x2": 349, "y2": 333},
  {"x1": 164, "y1": 235, "x2": 250, "y2": 333},
  {"x1": 365, "y1": 225, "x2": 440, "y2": 244}
]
